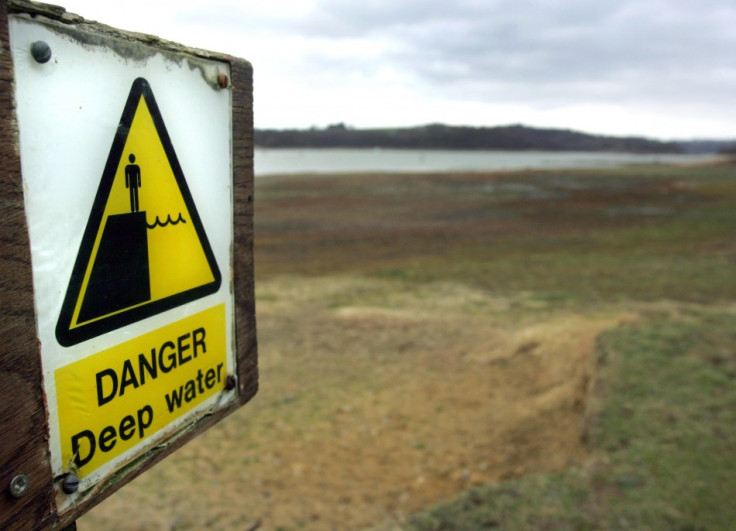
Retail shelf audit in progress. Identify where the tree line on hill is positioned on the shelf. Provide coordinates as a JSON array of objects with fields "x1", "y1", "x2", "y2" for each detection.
[{"x1": 255, "y1": 123, "x2": 698, "y2": 153}]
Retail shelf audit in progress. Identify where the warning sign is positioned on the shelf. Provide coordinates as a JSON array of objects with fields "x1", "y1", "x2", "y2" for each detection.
[
  {"x1": 56, "y1": 78, "x2": 221, "y2": 347},
  {"x1": 56, "y1": 304, "x2": 227, "y2": 477},
  {"x1": 9, "y1": 11, "x2": 255, "y2": 518}
]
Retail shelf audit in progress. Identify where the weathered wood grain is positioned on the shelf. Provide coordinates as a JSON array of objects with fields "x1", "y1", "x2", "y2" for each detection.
[
  {"x1": 0, "y1": 1, "x2": 56, "y2": 528},
  {"x1": 231, "y1": 58, "x2": 259, "y2": 408}
]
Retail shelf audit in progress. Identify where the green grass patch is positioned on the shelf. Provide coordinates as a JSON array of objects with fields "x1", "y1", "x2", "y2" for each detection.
[{"x1": 406, "y1": 309, "x2": 736, "y2": 530}]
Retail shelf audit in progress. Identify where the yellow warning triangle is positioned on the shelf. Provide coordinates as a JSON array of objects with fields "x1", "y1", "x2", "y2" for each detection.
[{"x1": 56, "y1": 78, "x2": 221, "y2": 347}]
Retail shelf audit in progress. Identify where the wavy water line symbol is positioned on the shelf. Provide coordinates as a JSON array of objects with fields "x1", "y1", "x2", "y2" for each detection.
[{"x1": 147, "y1": 213, "x2": 186, "y2": 229}]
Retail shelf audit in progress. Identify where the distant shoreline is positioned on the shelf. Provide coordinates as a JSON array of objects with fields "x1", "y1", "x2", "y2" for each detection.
[{"x1": 255, "y1": 123, "x2": 733, "y2": 154}]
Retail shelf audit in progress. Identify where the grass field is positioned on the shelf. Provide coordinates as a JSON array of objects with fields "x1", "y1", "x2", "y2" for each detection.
[
  {"x1": 82, "y1": 162, "x2": 736, "y2": 529},
  {"x1": 407, "y1": 309, "x2": 736, "y2": 529}
]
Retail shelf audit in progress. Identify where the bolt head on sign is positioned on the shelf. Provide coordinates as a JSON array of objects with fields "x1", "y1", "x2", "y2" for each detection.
[{"x1": 2, "y1": 3, "x2": 256, "y2": 527}]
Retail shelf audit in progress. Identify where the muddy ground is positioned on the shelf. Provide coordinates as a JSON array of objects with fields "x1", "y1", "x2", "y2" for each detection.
[
  {"x1": 83, "y1": 278, "x2": 628, "y2": 529},
  {"x1": 81, "y1": 166, "x2": 735, "y2": 529}
]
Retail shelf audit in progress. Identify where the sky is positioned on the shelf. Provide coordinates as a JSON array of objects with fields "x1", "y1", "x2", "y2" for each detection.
[{"x1": 58, "y1": 0, "x2": 736, "y2": 140}]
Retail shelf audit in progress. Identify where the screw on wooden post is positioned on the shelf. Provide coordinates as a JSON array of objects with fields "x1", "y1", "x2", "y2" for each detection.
[{"x1": 9, "y1": 475, "x2": 30, "y2": 498}]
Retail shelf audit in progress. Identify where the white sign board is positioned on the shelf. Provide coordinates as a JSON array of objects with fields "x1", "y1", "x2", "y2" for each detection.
[{"x1": 10, "y1": 15, "x2": 237, "y2": 504}]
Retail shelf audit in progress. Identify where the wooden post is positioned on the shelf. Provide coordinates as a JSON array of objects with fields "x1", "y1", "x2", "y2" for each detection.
[{"x1": 0, "y1": 0, "x2": 58, "y2": 526}]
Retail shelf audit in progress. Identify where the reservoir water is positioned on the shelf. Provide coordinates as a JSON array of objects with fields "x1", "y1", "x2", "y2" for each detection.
[{"x1": 254, "y1": 148, "x2": 717, "y2": 177}]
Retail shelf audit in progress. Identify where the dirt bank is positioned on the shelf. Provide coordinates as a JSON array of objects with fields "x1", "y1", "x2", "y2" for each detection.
[{"x1": 83, "y1": 278, "x2": 625, "y2": 529}]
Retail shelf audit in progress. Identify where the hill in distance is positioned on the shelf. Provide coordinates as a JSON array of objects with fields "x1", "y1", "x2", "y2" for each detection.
[{"x1": 255, "y1": 123, "x2": 707, "y2": 153}]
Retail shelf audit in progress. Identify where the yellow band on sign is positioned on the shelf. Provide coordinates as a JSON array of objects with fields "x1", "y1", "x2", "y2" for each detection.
[{"x1": 56, "y1": 304, "x2": 227, "y2": 477}]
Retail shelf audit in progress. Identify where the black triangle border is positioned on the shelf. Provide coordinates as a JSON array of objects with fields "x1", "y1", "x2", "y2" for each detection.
[{"x1": 56, "y1": 77, "x2": 222, "y2": 347}]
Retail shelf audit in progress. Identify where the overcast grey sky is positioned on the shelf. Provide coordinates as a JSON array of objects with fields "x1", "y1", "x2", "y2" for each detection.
[{"x1": 60, "y1": 0, "x2": 736, "y2": 139}]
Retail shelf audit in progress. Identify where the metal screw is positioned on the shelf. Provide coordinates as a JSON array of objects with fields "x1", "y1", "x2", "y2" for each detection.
[
  {"x1": 30, "y1": 41, "x2": 52, "y2": 64},
  {"x1": 225, "y1": 374, "x2": 237, "y2": 391},
  {"x1": 217, "y1": 73, "x2": 229, "y2": 89},
  {"x1": 9, "y1": 475, "x2": 30, "y2": 498},
  {"x1": 62, "y1": 473, "x2": 79, "y2": 494}
]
